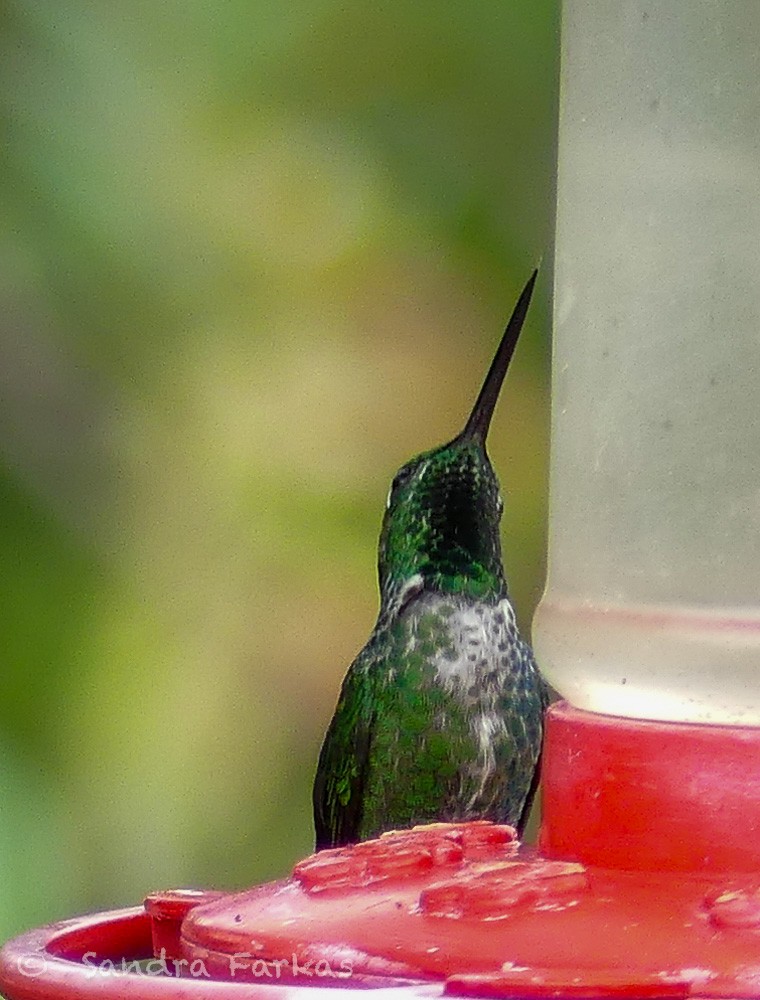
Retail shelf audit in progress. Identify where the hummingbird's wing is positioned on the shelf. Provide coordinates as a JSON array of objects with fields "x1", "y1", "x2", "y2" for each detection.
[
  {"x1": 516, "y1": 673, "x2": 551, "y2": 833},
  {"x1": 313, "y1": 659, "x2": 376, "y2": 851}
]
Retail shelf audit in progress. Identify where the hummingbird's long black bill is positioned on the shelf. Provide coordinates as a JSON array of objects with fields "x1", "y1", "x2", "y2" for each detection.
[{"x1": 460, "y1": 268, "x2": 538, "y2": 445}]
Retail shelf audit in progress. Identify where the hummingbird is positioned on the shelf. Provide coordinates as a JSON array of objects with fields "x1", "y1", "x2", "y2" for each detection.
[{"x1": 313, "y1": 270, "x2": 546, "y2": 851}]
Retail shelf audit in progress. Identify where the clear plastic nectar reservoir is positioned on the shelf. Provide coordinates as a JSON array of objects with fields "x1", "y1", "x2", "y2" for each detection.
[{"x1": 534, "y1": 1, "x2": 760, "y2": 724}]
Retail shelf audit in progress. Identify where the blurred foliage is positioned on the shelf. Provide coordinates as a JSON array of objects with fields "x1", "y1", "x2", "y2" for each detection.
[{"x1": 0, "y1": 0, "x2": 559, "y2": 939}]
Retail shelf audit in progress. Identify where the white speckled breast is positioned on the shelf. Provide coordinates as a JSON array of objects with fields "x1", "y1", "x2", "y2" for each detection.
[{"x1": 401, "y1": 591, "x2": 538, "y2": 808}]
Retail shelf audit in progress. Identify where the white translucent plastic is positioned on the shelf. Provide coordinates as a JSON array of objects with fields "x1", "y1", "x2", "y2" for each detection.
[{"x1": 533, "y1": 0, "x2": 760, "y2": 724}]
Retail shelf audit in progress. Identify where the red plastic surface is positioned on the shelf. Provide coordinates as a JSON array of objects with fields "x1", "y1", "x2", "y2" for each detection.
[
  {"x1": 3, "y1": 702, "x2": 760, "y2": 999},
  {"x1": 540, "y1": 701, "x2": 760, "y2": 872},
  {"x1": 145, "y1": 889, "x2": 226, "y2": 958},
  {"x1": 0, "y1": 904, "x2": 428, "y2": 999},
  {"x1": 178, "y1": 831, "x2": 760, "y2": 996}
]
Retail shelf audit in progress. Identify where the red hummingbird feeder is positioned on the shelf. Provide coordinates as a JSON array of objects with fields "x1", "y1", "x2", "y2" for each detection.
[
  {"x1": 4, "y1": 2, "x2": 760, "y2": 998},
  {"x1": 3, "y1": 704, "x2": 760, "y2": 998}
]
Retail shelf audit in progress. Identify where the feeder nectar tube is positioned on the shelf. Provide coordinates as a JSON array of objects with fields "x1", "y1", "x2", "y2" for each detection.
[{"x1": 534, "y1": 0, "x2": 760, "y2": 726}]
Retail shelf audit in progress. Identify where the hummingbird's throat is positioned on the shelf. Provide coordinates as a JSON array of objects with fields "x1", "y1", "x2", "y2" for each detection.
[{"x1": 380, "y1": 453, "x2": 506, "y2": 608}]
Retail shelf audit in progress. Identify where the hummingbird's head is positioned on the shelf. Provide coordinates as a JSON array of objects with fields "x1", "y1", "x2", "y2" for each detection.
[
  {"x1": 376, "y1": 268, "x2": 537, "y2": 614},
  {"x1": 378, "y1": 436, "x2": 506, "y2": 607}
]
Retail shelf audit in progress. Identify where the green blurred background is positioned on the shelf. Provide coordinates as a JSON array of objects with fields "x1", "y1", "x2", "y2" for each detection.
[{"x1": 0, "y1": 1, "x2": 558, "y2": 939}]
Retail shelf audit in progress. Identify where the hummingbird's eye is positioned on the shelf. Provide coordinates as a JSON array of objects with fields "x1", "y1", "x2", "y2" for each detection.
[
  {"x1": 386, "y1": 464, "x2": 416, "y2": 510},
  {"x1": 392, "y1": 467, "x2": 413, "y2": 491}
]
